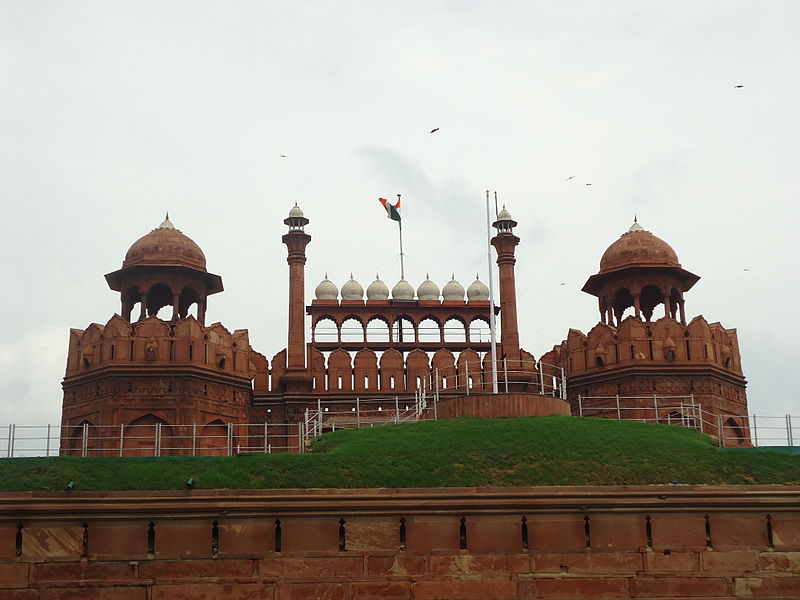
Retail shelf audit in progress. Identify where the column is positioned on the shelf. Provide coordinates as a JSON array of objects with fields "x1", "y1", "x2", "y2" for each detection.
[
  {"x1": 198, "y1": 300, "x2": 206, "y2": 326},
  {"x1": 490, "y1": 233, "x2": 521, "y2": 360},
  {"x1": 138, "y1": 292, "x2": 147, "y2": 321},
  {"x1": 632, "y1": 293, "x2": 641, "y2": 319},
  {"x1": 678, "y1": 299, "x2": 686, "y2": 326},
  {"x1": 172, "y1": 291, "x2": 180, "y2": 320},
  {"x1": 283, "y1": 228, "x2": 312, "y2": 371}
]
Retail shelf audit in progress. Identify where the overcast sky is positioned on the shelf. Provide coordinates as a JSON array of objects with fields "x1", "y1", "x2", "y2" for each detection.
[{"x1": 1, "y1": 1, "x2": 798, "y2": 426}]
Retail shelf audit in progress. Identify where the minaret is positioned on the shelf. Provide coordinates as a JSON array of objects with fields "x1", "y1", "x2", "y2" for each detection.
[
  {"x1": 282, "y1": 204, "x2": 312, "y2": 389},
  {"x1": 490, "y1": 206, "x2": 521, "y2": 361}
]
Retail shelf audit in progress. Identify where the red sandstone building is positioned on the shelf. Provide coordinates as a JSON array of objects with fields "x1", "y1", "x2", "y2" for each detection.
[{"x1": 60, "y1": 207, "x2": 749, "y2": 453}]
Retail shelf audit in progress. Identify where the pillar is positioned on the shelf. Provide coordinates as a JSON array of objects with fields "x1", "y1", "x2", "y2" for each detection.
[
  {"x1": 283, "y1": 225, "x2": 312, "y2": 372},
  {"x1": 491, "y1": 232, "x2": 521, "y2": 360},
  {"x1": 198, "y1": 300, "x2": 206, "y2": 326},
  {"x1": 138, "y1": 292, "x2": 147, "y2": 321},
  {"x1": 633, "y1": 293, "x2": 641, "y2": 319},
  {"x1": 171, "y1": 291, "x2": 180, "y2": 320},
  {"x1": 678, "y1": 299, "x2": 686, "y2": 326}
]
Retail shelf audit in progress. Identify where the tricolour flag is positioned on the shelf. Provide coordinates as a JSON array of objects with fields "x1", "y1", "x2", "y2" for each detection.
[{"x1": 378, "y1": 197, "x2": 401, "y2": 222}]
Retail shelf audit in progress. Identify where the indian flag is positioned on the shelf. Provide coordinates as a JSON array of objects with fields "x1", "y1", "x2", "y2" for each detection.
[{"x1": 378, "y1": 197, "x2": 401, "y2": 222}]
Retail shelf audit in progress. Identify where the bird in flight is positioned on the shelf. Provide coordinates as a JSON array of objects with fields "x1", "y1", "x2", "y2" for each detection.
[
  {"x1": 743, "y1": 268, "x2": 750, "y2": 271},
  {"x1": 560, "y1": 282, "x2": 566, "y2": 286},
  {"x1": 585, "y1": 183, "x2": 592, "y2": 186},
  {"x1": 566, "y1": 175, "x2": 575, "y2": 181},
  {"x1": 280, "y1": 154, "x2": 287, "y2": 158},
  {"x1": 430, "y1": 128, "x2": 439, "y2": 133},
  {"x1": 734, "y1": 85, "x2": 744, "y2": 88}
]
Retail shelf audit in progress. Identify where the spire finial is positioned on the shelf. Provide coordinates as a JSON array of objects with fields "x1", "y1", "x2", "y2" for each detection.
[
  {"x1": 324, "y1": 272, "x2": 328, "y2": 279},
  {"x1": 634, "y1": 213, "x2": 638, "y2": 223},
  {"x1": 350, "y1": 272, "x2": 354, "y2": 279}
]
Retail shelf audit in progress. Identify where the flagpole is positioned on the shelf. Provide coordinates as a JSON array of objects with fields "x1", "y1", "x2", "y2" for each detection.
[
  {"x1": 486, "y1": 190, "x2": 499, "y2": 394},
  {"x1": 397, "y1": 194, "x2": 405, "y2": 279}
]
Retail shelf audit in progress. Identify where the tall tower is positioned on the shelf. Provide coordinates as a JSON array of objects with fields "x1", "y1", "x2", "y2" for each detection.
[
  {"x1": 280, "y1": 204, "x2": 313, "y2": 392},
  {"x1": 490, "y1": 207, "x2": 522, "y2": 362}
]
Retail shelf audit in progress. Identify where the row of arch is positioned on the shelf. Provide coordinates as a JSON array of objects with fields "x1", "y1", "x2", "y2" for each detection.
[
  {"x1": 312, "y1": 315, "x2": 492, "y2": 344},
  {"x1": 599, "y1": 284, "x2": 687, "y2": 326},
  {"x1": 121, "y1": 283, "x2": 207, "y2": 323}
]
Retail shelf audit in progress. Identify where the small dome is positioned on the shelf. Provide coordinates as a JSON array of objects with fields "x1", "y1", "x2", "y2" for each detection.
[
  {"x1": 392, "y1": 278, "x2": 414, "y2": 300},
  {"x1": 341, "y1": 274, "x2": 364, "y2": 300},
  {"x1": 288, "y1": 203, "x2": 304, "y2": 218},
  {"x1": 417, "y1": 275, "x2": 440, "y2": 301},
  {"x1": 315, "y1": 274, "x2": 338, "y2": 300},
  {"x1": 366, "y1": 275, "x2": 389, "y2": 301},
  {"x1": 497, "y1": 207, "x2": 513, "y2": 221},
  {"x1": 123, "y1": 216, "x2": 207, "y2": 271},
  {"x1": 467, "y1": 274, "x2": 490, "y2": 301},
  {"x1": 599, "y1": 220, "x2": 680, "y2": 273},
  {"x1": 442, "y1": 274, "x2": 465, "y2": 301}
]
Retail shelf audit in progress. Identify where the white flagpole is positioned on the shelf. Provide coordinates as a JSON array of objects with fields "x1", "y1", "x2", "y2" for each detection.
[
  {"x1": 397, "y1": 194, "x2": 405, "y2": 280},
  {"x1": 486, "y1": 191, "x2": 499, "y2": 394}
]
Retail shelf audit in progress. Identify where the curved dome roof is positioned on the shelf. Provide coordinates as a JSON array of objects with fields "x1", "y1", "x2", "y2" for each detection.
[
  {"x1": 467, "y1": 275, "x2": 490, "y2": 301},
  {"x1": 392, "y1": 278, "x2": 414, "y2": 300},
  {"x1": 288, "y1": 203, "x2": 304, "y2": 218},
  {"x1": 123, "y1": 216, "x2": 207, "y2": 271},
  {"x1": 341, "y1": 274, "x2": 364, "y2": 300},
  {"x1": 442, "y1": 275, "x2": 465, "y2": 301},
  {"x1": 599, "y1": 221, "x2": 680, "y2": 273},
  {"x1": 315, "y1": 275, "x2": 338, "y2": 300},
  {"x1": 417, "y1": 275, "x2": 440, "y2": 301},
  {"x1": 366, "y1": 276, "x2": 390, "y2": 301}
]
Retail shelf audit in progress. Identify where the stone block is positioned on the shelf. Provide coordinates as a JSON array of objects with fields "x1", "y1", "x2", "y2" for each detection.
[
  {"x1": 644, "y1": 550, "x2": 701, "y2": 572},
  {"x1": 345, "y1": 518, "x2": 398, "y2": 552},
  {"x1": 275, "y1": 582, "x2": 344, "y2": 599},
  {"x1": 530, "y1": 551, "x2": 641, "y2": 574},
  {"x1": 526, "y1": 515, "x2": 587, "y2": 550},
  {"x1": 348, "y1": 581, "x2": 412, "y2": 599},
  {"x1": 520, "y1": 577, "x2": 629, "y2": 599},
  {"x1": 701, "y1": 550, "x2": 758, "y2": 573},
  {"x1": 405, "y1": 517, "x2": 461, "y2": 554},
  {"x1": 770, "y1": 514, "x2": 800, "y2": 549},
  {"x1": 0, "y1": 524, "x2": 19, "y2": 560},
  {"x1": 151, "y1": 582, "x2": 274, "y2": 600},
  {"x1": 258, "y1": 556, "x2": 363, "y2": 579},
  {"x1": 710, "y1": 514, "x2": 768, "y2": 550},
  {"x1": 0, "y1": 563, "x2": 29, "y2": 588},
  {"x1": 650, "y1": 514, "x2": 707, "y2": 549},
  {"x1": 88, "y1": 522, "x2": 148, "y2": 558},
  {"x1": 219, "y1": 519, "x2": 275, "y2": 555},
  {"x1": 413, "y1": 580, "x2": 516, "y2": 599},
  {"x1": 21, "y1": 524, "x2": 83, "y2": 561},
  {"x1": 428, "y1": 554, "x2": 528, "y2": 577},
  {"x1": 467, "y1": 517, "x2": 525, "y2": 553},
  {"x1": 155, "y1": 520, "x2": 211, "y2": 558},
  {"x1": 734, "y1": 576, "x2": 800, "y2": 597},
  {"x1": 39, "y1": 588, "x2": 147, "y2": 600},
  {"x1": 758, "y1": 550, "x2": 800, "y2": 571},
  {"x1": 31, "y1": 561, "x2": 136, "y2": 585},
  {"x1": 278, "y1": 518, "x2": 339, "y2": 553},
  {"x1": 138, "y1": 558, "x2": 252, "y2": 581},
  {"x1": 367, "y1": 555, "x2": 426, "y2": 576},
  {"x1": 0, "y1": 590, "x2": 38, "y2": 599},
  {"x1": 591, "y1": 514, "x2": 647, "y2": 550},
  {"x1": 632, "y1": 576, "x2": 729, "y2": 597}
]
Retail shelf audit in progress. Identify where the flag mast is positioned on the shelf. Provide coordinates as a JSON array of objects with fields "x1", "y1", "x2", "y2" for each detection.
[
  {"x1": 397, "y1": 194, "x2": 405, "y2": 279},
  {"x1": 486, "y1": 190, "x2": 499, "y2": 394}
]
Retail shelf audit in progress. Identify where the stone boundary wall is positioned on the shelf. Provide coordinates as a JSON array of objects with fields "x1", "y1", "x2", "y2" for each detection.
[{"x1": 1, "y1": 486, "x2": 799, "y2": 598}]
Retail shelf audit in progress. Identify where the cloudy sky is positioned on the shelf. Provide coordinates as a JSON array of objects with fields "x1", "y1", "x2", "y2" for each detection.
[{"x1": 1, "y1": 1, "x2": 798, "y2": 426}]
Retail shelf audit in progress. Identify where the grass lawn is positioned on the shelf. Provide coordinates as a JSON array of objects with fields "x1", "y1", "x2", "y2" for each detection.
[{"x1": 1, "y1": 416, "x2": 798, "y2": 492}]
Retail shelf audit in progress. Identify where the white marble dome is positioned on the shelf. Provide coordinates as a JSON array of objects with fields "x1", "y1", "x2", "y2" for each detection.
[
  {"x1": 417, "y1": 275, "x2": 440, "y2": 301},
  {"x1": 366, "y1": 275, "x2": 389, "y2": 301},
  {"x1": 442, "y1": 275, "x2": 465, "y2": 301},
  {"x1": 288, "y1": 203, "x2": 304, "y2": 218},
  {"x1": 496, "y1": 206, "x2": 513, "y2": 221},
  {"x1": 315, "y1": 274, "x2": 338, "y2": 300},
  {"x1": 392, "y1": 278, "x2": 414, "y2": 300},
  {"x1": 467, "y1": 275, "x2": 490, "y2": 301},
  {"x1": 341, "y1": 274, "x2": 364, "y2": 300}
]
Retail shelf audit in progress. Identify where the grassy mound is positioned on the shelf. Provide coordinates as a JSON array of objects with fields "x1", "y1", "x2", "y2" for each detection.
[{"x1": 1, "y1": 416, "x2": 798, "y2": 492}]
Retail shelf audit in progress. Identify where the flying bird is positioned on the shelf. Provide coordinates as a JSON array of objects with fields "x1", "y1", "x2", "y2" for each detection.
[
  {"x1": 734, "y1": 84, "x2": 744, "y2": 88},
  {"x1": 430, "y1": 128, "x2": 439, "y2": 133},
  {"x1": 280, "y1": 154, "x2": 287, "y2": 158},
  {"x1": 560, "y1": 282, "x2": 566, "y2": 286},
  {"x1": 566, "y1": 175, "x2": 575, "y2": 181},
  {"x1": 743, "y1": 268, "x2": 750, "y2": 272},
  {"x1": 585, "y1": 183, "x2": 592, "y2": 186}
]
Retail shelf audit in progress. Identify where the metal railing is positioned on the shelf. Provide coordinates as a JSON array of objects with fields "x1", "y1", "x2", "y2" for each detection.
[
  {"x1": 577, "y1": 395, "x2": 799, "y2": 448},
  {"x1": 426, "y1": 359, "x2": 567, "y2": 398},
  {"x1": 0, "y1": 422, "x2": 303, "y2": 458}
]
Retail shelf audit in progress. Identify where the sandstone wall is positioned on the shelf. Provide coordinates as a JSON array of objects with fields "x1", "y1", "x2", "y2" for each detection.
[{"x1": 1, "y1": 486, "x2": 799, "y2": 599}]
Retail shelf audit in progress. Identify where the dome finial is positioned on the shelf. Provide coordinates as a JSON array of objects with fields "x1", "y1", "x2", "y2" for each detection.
[{"x1": 158, "y1": 213, "x2": 176, "y2": 230}]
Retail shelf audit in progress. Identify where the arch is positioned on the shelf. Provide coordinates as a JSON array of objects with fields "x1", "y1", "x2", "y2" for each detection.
[
  {"x1": 123, "y1": 414, "x2": 175, "y2": 457},
  {"x1": 340, "y1": 316, "x2": 365, "y2": 343},
  {"x1": 392, "y1": 315, "x2": 415, "y2": 343},
  {"x1": 311, "y1": 348, "x2": 326, "y2": 392},
  {"x1": 122, "y1": 285, "x2": 142, "y2": 321},
  {"x1": 418, "y1": 316, "x2": 441, "y2": 343},
  {"x1": 63, "y1": 419, "x2": 99, "y2": 457},
  {"x1": 379, "y1": 349, "x2": 404, "y2": 391},
  {"x1": 354, "y1": 349, "x2": 379, "y2": 391},
  {"x1": 457, "y1": 349, "x2": 481, "y2": 391},
  {"x1": 406, "y1": 349, "x2": 431, "y2": 392},
  {"x1": 443, "y1": 316, "x2": 466, "y2": 343},
  {"x1": 327, "y1": 349, "x2": 353, "y2": 391},
  {"x1": 611, "y1": 287, "x2": 635, "y2": 323},
  {"x1": 723, "y1": 417, "x2": 746, "y2": 446},
  {"x1": 366, "y1": 316, "x2": 390, "y2": 343},
  {"x1": 146, "y1": 282, "x2": 174, "y2": 319},
  {"x1": 432, "y1": 349, "x2": 456, "y2": 392},
  {"x1": 639, "y1": 284, "x2": 665, "y2": 322},
  {"x1": 312, "y1": 316, "x2": 338, "y2": 344},
  {"x1": 179, "y1": 286, "x2": 201, "y2": 319},
  {"x1": 199, "y1": 419, "x2": 228, "y2": 456},
  {"x1": 468, "y1": 316, "x2": 491, "y2": 343}
]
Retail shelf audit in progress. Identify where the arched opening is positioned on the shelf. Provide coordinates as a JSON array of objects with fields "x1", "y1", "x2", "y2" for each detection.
[
  {"x1": 123, "y1": 414, "x2": 175, "y2": 457},
  {"x1": 366, "y1": 317, "x2": 390, "y2": 343},
  {"x1": 468, "y1": 317, "x2": 490, "y2": 343},
  {"x1": 418, "y1": 317, "x2": 441, "y2": 343},
  {"x1": 199, "y1": 420, "x2": 229, "y2": 456},
  {"x1": 340, "y1": 317, "x2": 365, "y2": 343},
  {"x1": 392, "y1": 315, "x2": 415, "y2": 343},
  {"x1": 313, "y1": 316, "x2": 338, "y2": 343},
  {"x1": 122, "y1": 285, "x2": 141, "y2": 321},
  {"x1": 179, "y1": 286, "x2": 201, "y2": 319},
  {"x1": 63, "y1": 420, "x2": 99, "y2": 457},
  {"x1": 146, "y1": 283, "x2": 173, "y2": 319},
  {"x1": 443, "y1": 317, "x2": 466, "y2": 343},
  {"x1": 612, "y1": 288, "x2": 635, "y2": 323},
  {"x1": 669, "y1": 287, "x2": 682, "y2": 321},
  {"x1": 723, "y1": 417, "x2": 746, "y2": 446},
  {"x1": 639, "y1": 285, "x2": 665, "y2": 322}
]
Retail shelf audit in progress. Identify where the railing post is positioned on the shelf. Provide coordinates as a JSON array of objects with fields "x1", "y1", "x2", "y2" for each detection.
[
  {"x1": 615, "y1": 394, "x2": 621, "y2": 421},
  {"x1": 153, "y1": 422, "x2": 161, "y2": 457},
  {"x1": 395, "y1": 396, "x2": 400, "y2": 424},
  {"x1": 578, "y1": 395, "x2": 583, "y2": 418},
  {"x1": 82, "y1": 422, "x2": 89, "y2": 458},
  {"x1": 46, "y1": 424, "x2": 51, "y2": 458},
  {"x1": 787, "y1": 415, "x2": 793, "y2": 447},
  {"x1": 264, "y1": 422, "x2": 269, "y2": 454},
  {"x1": 435, "y1": 368, "x2": 440, "y2": 403},
  {"x1": 433, "y1": 389, "x2": 438, "y2": 421},
  {"x1": 6, "y1": 424, "x2": 12, "y2": 458},
  {"x1": 191, "y1": 423, "x2": 197, "y2": 456},
  {"x1": 318, "y1": 399, "x2": 323, "y2": 437},
  {"x1": 538, "y1": 361, "x2": 544, "y2": 395},
  {"x1": 356, "y1": 398, "x2": 361, "y2": 428},
  {"x1": 503, "y1": 357, "x2": 509, "y2": 394},
  {"x1": 119, "y1": 424, "x2": 125, "y2": 457},
  {"x1": 751, "y1": 415, "x2": 758, "y2": 447},
  {"x1": 465, "y1": 361, "x2": 470, "y2": 395},
  {"x1": 717, "y1": 413, "x2": 724, "y2": 447},
  {"x1": 227, "y1": 423, "x2": 233, "y2": 456},
  {"x1": 653, "y1": 394, "x2": 659, "y2": 424},
  {"x1": 561, "y1": 366, "x2": 567, "y2": 399},
  {"x1": 298, "y1": 422, "x2": 304, "y2": 453}
]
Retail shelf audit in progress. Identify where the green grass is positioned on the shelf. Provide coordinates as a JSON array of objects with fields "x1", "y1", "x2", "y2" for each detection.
[{"x1": 1, "y1": 417, "x2": 799, "y2": 492}]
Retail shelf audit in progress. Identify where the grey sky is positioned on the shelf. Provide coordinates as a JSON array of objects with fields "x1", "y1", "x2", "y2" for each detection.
[{"x1": 1, "y1": 1, "x2": 798, "y2": 424}]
